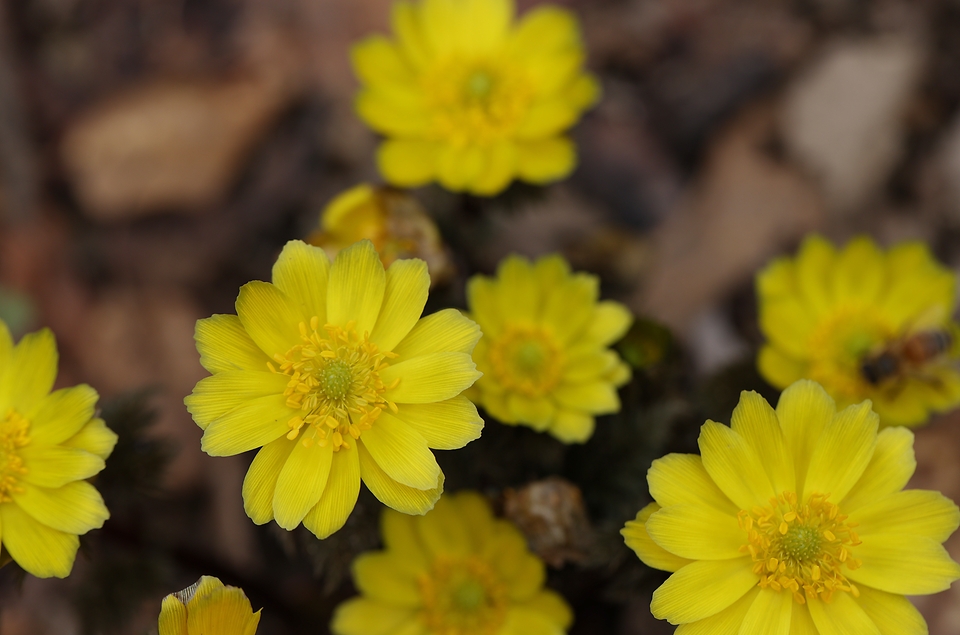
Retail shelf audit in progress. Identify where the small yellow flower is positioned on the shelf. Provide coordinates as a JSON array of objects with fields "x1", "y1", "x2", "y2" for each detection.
[
  {"x1": 185, "y1": 239, "x2": 483, "y2": 538},
  {"x1": 0, "y1": 320, "x2": 115, "y2": 578},
  {"x1": 352, "y1": 0, "x2": 600, "y2": 195},
  {"x1": 757, "y1": 235, "x2": 960, "y2": 427},
  {"x1": 467, "y1": 254, "x2": 632, "y2": 443},
  {"x1": 622, "y1": 380, "x2": 960, "y2": 633},
  {"x1": 332, "y1": 491, "x2": 573, "y2": 635},
  {"x1": 158, "y1": 576, "x2": 261, "y2": 635},
  {"x1": 308, "y1": 184, "x2": 454, "y2": 284}
]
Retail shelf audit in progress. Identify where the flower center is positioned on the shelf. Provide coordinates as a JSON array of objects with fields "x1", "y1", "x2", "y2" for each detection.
[
  {"x1": 0, "y1": 409, "x2": 30, "y2": 503},
  {"x1": 807, "y1": 306, "x2": 895, "y2": 398},
  {"x1": 739, "y1": 492, "x2": 862, "y2": 604},
  {"x1": 488, "y1": 326, "x2": 563, "y2": 397},
  {"x1": 419, "y1": 556, "x2": 508, "y2": 635},
  {"x1": 421, "y1": 56, "x2": 534, "y2": 146},
  {"x1": 269, "y1": 317, "x2": 399, "y2": 451}
]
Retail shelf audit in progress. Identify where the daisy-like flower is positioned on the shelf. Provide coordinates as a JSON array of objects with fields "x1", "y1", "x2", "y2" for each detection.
[
  {"x1": 351, "y1": 0, "x2": 600, "y2": 196},
  {"x1": 308, "y1": 184, "x2": 454, "y2": 284},
  {"x1": 0, "y1": 319, "x2": 116, "y2": 578},
  {"x1": 185, "y1": 240, "x2": 483, "y2": 539},
  {"x1": 467, "y1": 254, "x2": 632, "y2": 443},
  {"x1": 159, "y1": 576, "x2": 260, "y2": 635},
  {"x1": 622, "y1": 379, "x2": 960, "y2": 634},
  {"x1": 332, "y1": 491, "x2": 573, "y2": 635},
  {"x1": 757, "y1": 234, "x2": 960, "y2": 427}
]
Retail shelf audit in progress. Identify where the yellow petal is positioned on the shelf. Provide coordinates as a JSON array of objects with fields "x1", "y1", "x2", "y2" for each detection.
[
  {"x1": 327, "y1": 240, "x2": 387, "y2": 336},
  {"x1": 391, "y1": 1, "x2": 430, "y2": 69},
  {"x1": 673, "y1": 587, "x2": 760, "y2": 635},
  {"x1": 453, "y1": 491, "x2": 495, "y2": 551},
  {"x1": 647, "y1": 453, "x2": 737, "y2": 513},
  {"x1": 833, "y1": 236, "x2": 885, "y2": 306},
  {"x1": 582, "y1": 301, "x2": 633, "y2": 347},
  {"x1": 195, "y1": 314, "x2": 269, "y2": 374},
  {"x1": 786, "y1": 604, "x2": 820, "y2": 635},
  {"x1": 361, "y1": 412, "x2": 439, "y2": 490},
  {"x1": 394, "y1": 396, "x2": 483, "y2": 450},
  {"x1": 470, "y1": 140, "x2": 517, "y2": 196},
  {"x1": 509, "y1": 6, "x2": 579, "y2": 57},
  {"x1": 542, "y1": 274, "x2": 599, "y2": 344},
  {"x1": 495, "y1": 255, "x2": 539, "y2": 322},
  {"x1": 562, "y1": 350, "x2": 617, "y2": 383},
  {"x1": 466, "y1": 276, "x2": 503, "y2": 337},
  {"x1": 856, "y1": 584, "x2": 928, "y2": 635},
  {"x1": 852, "y1": 490, "x2": 959, "y2": 542},
  {"x1": 382, "y1": 352, "x2": 481, "y2": 404},
  {"x1": 21, "y1": 445, "x2": 104, "y2": 488},
  {"x1": 516, "y1": 99, "x2": 578, "y2": 139},
  {"x1": 273, "y1": 439, "x2": 334, "y2": 530},
  {"x1": 271, "y1": 240, "x2": 331, "y2": 325},
  {"x1": 846, "y1": 534, "x2": 960, "y2": 595},
  {"x1": 29, "y1": 385, "x2": 98, "y2": 446},
  {"x1": 235, "y1": 281, "x2": 305, "y2": 358},
  {"x1": 358, "y1": 442, "x2": 442, "y2": 515},
  {"x1": 303, "y1": 445, "x2": 361, "y2": 539},
  {"x1": 776, "y1": 380, "x2": 836, "y2": 490},
  {"x1": 646, "y1": 503, "x2": 745, "y2": 560},
  {"x1": 63, "y1": 417, "x2": 117, "y2": 460},
  {"x1": 352, "y1": 552, "x2": 422, "y2": 607},
  {"x1": 393, "y1": 309, "x2": 481, "y2": 360},
  {"x1": 185, "y1": 371, "x2": 290, "y2": 430},
  {"x1": 731, "y1": 391, "x2": 795, "y2": 495},
  {"x1": 803, "y1": 401, "x2": 877, "y2": 502},
  {"x1": 14, "y1": 481, "x2": 108, "y2": 535},
  {"x1": 242, "y1": 436, "x2": 295, "y2": 525},
  {"x1": 455, "y1": 0, "x2": 513, "y2": 54},
  {"x1": 507, "y1": 394, "x2": 554, "y2": 430},
  {"x1": 351, "y1": 36, "x2": 416, "y2": 88},
  {"x1": 549, "y1": 409, "x2": 594, "y2": 444},
  {"x1": 378, "y1": 139, "x2": 438, "y2": 187},
  {"x1": 553, "y1": 380, "x2": 619, "y2": 414},
  {"x1": 841, "y1": 427, "x2": 915, "y2": 512},
  {"x1": 186, "y1": 584, "x2": 260, "y2": 635},
  {"x1": 200, "y1": 394, "x2": 294, "y2": 457},
  {"x1": 500, "y1": 606, "x2": 561, "y2": 635},
  {"x1": 516, "y1": 137, "x2": 576, "y2": 184},
  {"x1": 622, "y1": 503, "x2": 694, "y2": 573},
  {"x1": 0, "y1": 328, "x2": 57, "y2": 415},
  {"x1": 794, "y1": 235, "x2": 837, "y2": 318},
  {"x1": 0, "y1": 320, "x2": 12, "y2": 376},
  {"x1": 739, "y1": 588, "x2": 792, "y2": 635},
  {"x1": 698, "y1": 421, "x2": 775, "y2": 511},
  {"x1": 880, "y1": 242, "x2": 955, "y2": 330},
  {"x1": 807, "y1": 591, "x2": 880, "y2": 635},
  {"x1": 370, "y1": 259, "x2": 429, "y2": 352},
  {"x1": 759, "y1": 296, "x2": 818, "y2": 359},
  {"x1": 437, "y1": 144, "x2": 486, "y2": 192},
  {"x1": 757, "y1": 345, "x2": 806, "y2": 390},
  {"x1": 158, "y1": 596, "x2": 188, "y2": 635},
  {"x1": 417, "y1": 495, "x2": 474, "y2": 558},
  {"x1": 651, "y1": 557, "x2": 757, "y2": 624},
  {"x1": 521, "y1": 590, "x2": 573, "y2": 630},
  {"x1": 1, "y1": 503, "x2": 77, "y2": 578},
  {"x1": 331, "y1": 598, "x2": 414, "y2": 635},
  {"x1": 756, "y1": 256, "x2": 796, "y2": 299},
  {"x1": 381, "y1": 509, "x2": 430, "y2": 570}
]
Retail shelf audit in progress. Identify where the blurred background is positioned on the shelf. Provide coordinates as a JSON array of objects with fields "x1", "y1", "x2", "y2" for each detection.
[{"x1": 2, "y1": 0, "x2": 960, "y2": 632}]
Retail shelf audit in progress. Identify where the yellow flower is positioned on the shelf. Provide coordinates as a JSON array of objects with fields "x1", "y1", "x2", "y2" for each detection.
[
  {"x1": 158, "y1": 576, "x2": 260, "y2": 635},
  {"x1": 351, "y1": 0, "x2": 600, "y2": 195},
  {"x1": 185, "y1": 239, "x2": 483, "y2": 538},
  {"x1": 308, "y1": 184, "x2": 454, "y2": 284},
  {"x1": 467, "y1": 254, "x2": 632, "y2": 443},
  {"x1": 622, "y1": 380, "x2": 960, "y2": 633},
  {"x1": 332, "y1": 491, "x2": 573, "y2": 635},
  {"x1": 0, "y1": 320, "x2": 115, "y2": 578},
  {"x1": 757, "y1": 234, "x2": 960, "y2": 427}
]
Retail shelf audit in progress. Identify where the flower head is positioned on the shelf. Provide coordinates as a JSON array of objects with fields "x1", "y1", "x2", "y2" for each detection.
[
  {"x1": 467, "y1": 254, "x2": 632, "y2": 443},
  {"x1": 309, "y1": 184, "x2": 454, "y2": 284},
  {"x1": 757, "y1": 234, "x2": 960, "y2": 427},
  {"x1": 622, "y1": 380, "x2": 960, "y2": 633},
  {"x1": 352, "y1": 0, "x2": 600, "y2": 195},
  {"x1": 0, "y1": 320, "x2": 115, "y2": 578},
  {"x1": 332, "y1": 491, "x2": 573, "y2": 635},
  {"x1": 185, "y1": 240, "x2": 483, "y2": 538},
  {"x1": 158, "y1": 576, "x2": 260, "y2": 635}
]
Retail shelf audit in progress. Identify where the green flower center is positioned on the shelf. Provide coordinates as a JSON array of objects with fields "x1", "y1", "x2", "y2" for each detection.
[
  {"x1": 466, "y1": 71, "x2": 494, "y2": 100},
  {"x1": 420, "y1": 556, "x2": 508, "y2": 635},
  {"x1": 488, "y1": 326, "x2": 563, "y2": 397},
  {"x1": 780, "y1": 525, "x2": 821, "y2": 562},
  {"x1": 453, "y1": 579, "x2": 487, "y2": 611},
  {"x1": 319, "y1": 359, "x2": 353, "y2": 400}
]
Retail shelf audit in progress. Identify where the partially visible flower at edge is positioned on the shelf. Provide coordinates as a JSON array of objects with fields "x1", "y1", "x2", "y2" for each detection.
[
  {"x1": 622, "y1": 379, "x2": 960, "y2": 634},
  {"x1": 757, "y1": 234, "x2": 960, "y2": 427},
  {"x1": 308, "y1": 183, "x2": 454, "y2": 285},
  {"x1": 159, "y1": 576, "x2": 260, "y2": 635},
  {"x1": 185, "y1": 239, "x2": 483, "y2": 540},
  {"x1": 0, "y1": 319, "x2": 116, "y2": 578},
  {"x1": 332, "y1": 491, "x2": 573, "y2": 635},
  {"x1": 467, "y1": 253, "x2": 632, "y2": 443},
  {"x1": 351, "y1": 0, "x2": 600, "y2": 196}
]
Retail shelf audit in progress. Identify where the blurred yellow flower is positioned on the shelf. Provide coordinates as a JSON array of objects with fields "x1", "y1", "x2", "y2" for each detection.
[
  {"x1": 0, "y1": 320, "x2": 115, "y2": 578},
  {"x1": 185, "y1": 240, "x2": 483, "y2": 538},
  {"x1": 623, "y1": 380, "x2": 960, "y2": 633},
  {"x1": 332, "y1": 491, "x2": 573, "y2": 635},
  {"x1": 467, "y1": 254, "x2": 632, "y2": 443},
  {"x1": 351, "y1": 0, "x2": 600, "y2": 195},
  {"x1": 757, "y1": 235, "x2": 960, "y2": 427},
  {"x1": 309, "y1": 184, "x2": 454, "y2": 284},
  {"x1": 159, "y1": 576, "x2": 260, "y2": 635}
]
